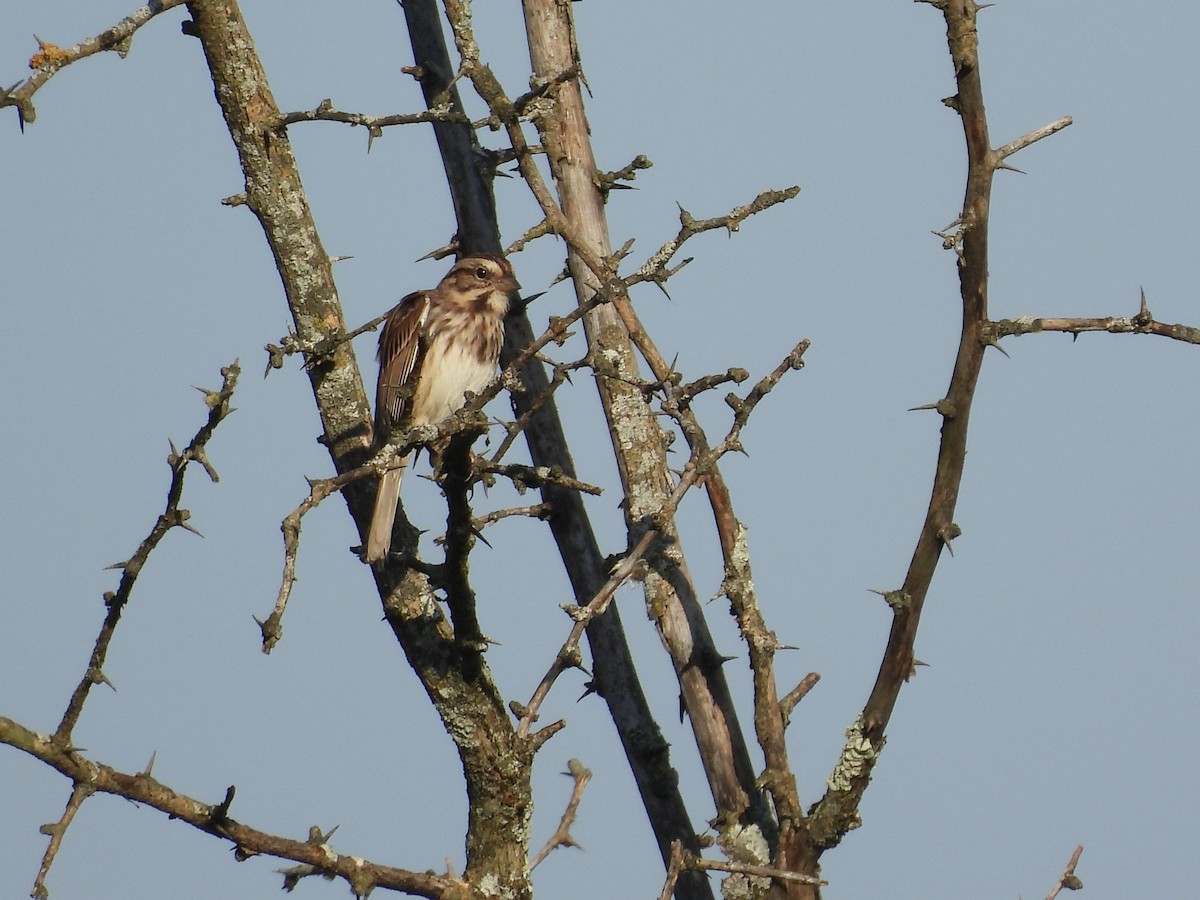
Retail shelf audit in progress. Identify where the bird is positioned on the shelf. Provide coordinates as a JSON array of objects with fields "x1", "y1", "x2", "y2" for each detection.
[{"x1": 365, "y1": 253, "x2": 519, "y2": 564}]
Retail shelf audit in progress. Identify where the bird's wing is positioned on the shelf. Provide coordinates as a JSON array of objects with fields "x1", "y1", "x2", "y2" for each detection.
[{"x1": 375, "y1": 290, "x2": 431, "y2": 438}]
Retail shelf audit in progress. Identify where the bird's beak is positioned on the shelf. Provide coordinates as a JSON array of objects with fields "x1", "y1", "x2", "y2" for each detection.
[{"x1": 501, "y1": 274, "x2": 521, "y2": 293}]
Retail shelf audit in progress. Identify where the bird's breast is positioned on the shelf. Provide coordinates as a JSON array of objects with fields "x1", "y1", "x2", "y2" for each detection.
[{"x1": 412, "y1": 316, "x2": 503, "y2": 423}]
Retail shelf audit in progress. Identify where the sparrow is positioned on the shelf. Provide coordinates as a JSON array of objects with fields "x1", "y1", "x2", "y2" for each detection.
[{"x1": 365, "y1": 253, "x2": 519, "y2": 564}]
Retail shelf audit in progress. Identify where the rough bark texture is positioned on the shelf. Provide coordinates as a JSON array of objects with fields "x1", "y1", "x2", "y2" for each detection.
[
  {"x1": 518, "y1": 2, "x2": 770, "y2": 853},
  {"x1": 401, "y1": 5, "x2": 712, "y2": 895},
  {"x1": 185, "y1": 2, "x2": 534, "y2": 896}
]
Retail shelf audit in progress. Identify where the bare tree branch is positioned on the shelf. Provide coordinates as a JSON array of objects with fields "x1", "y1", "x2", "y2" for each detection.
[
  {"x1": 989, "y1": 289, "x2": 1200, "y2": 345},
  {"x1": 0, "y1": 717, "x2": 457, "y2": 899},
  {"x1": 806, "y1": 0, "x2": 1076, "y2": 853},
  {"x1": 183, "y1": 4, "x2": 534, "y2": 895},
  {"x1": 528, "y1": 759, "x2": 591, "y2": 870},
  {"x1": 1, "y1": 0, "x2": 189, "y2": 128},
  {"x1": 31, "y1": 782, "x2": 94, "y2": 900},
  {"x1": 55, "y1": 361, "x2": 239, "y2": 745},
  {"x1": 400, "y1": 4, "x2": 712, "y2": 894}
]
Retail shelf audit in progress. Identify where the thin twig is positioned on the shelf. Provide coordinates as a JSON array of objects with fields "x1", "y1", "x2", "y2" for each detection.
[
  {"x1": 517, "y1": 528, "x2": 658, "y2": 737},
  {"x1": 779, "y1": 673, "x2": 821, "y2": 726},
  {"x1": 0, "y1": 717, "x2": 454, "y2": 899},
  {"x1": 31, "y1": 782, "x2": 94, "y2": 899},
  {"x1": 2, "y1": 0, "x2": 189, "y2": 128},
  {"x1": 657, "y1": 841, "x2": 688, "y2": 900},
  {"x1": 55, "y1": 361, "x2": 239, "y2": 743},
  {"x1": 626, "y1": 189, "x2": 800, "y2": 291},
  {"x1": 989, "y1": 290, "x2": 1200, "y2": 345},
  {"x1": 994, "y1": 115, "x2": 1073, "y2": 161},
  {"x1": 529, "y1": 759, "x2": 592, "y2": 869},
  {"x1": 688, "y1": 855, "x2": 825, "y2": 886},
  {"x1": 518, "y1": 341, "x2": 809, "y2": 737},
  {"x1": 278, "y1": 97, "x2": 469, "y2": 132}
]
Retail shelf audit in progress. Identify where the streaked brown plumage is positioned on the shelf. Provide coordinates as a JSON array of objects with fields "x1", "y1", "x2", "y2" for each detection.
[{"x1": 365, "y1": 254, "x2": 518, "y2": 563}]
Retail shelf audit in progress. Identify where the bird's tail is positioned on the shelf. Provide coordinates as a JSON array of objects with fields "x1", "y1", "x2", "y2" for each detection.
[{"x1": 365, "y1": 452, "x2": 412, "y2": 563}]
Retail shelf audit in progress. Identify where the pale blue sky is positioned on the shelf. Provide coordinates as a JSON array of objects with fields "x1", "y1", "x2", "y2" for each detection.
[{"x1": 2, "y1": 2, "x2": 1197, "y2": 898}]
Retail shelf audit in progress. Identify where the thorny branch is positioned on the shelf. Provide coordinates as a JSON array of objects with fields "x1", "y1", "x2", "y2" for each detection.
[
  {"x1": 278, "y1": 97, "x2": 469, "y2": 146},
  {"x1": 0, "y1": 717, "x2": 456, "y2": 899},
  {"x1": 56, "y1": 361, "x2": 239, "y2": 745},
  {"x1": 517, "y1": 340, "x2": 809, "y2": 739},
  {"x1": 528, "y1": 759, "x2": 591, "y2": 870},
  {"x1": 1, "y1": 0, "x2": 189, "y2": 128},
  {"x1": 259, "y1": 275, "x2": 607, "y2": 649},
  {"x1": 31, "y1": 782, "x2": 93, "y2": 900},
  {"x1": 398, "y1": 5, "x2": 715, "y2": 894},
  {"x1": 989, "y1": 289, "x2": 1200, "y2": 345},
  {"x1": 626, "y1": 188, "x2": 801, "y2": 293},
  {"x1": 18, "y1": 360, "x2": 238, "y2": 895}
]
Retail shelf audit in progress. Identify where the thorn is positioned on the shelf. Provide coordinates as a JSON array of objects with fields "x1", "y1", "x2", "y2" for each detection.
[
  {"x1": 329, "y1": 255, "x2": 355, "y2": 264},
  {"x1": 416, "y1": 238, "x2": 459, "y2": 262},
  {"x1": 577, "y1": 680, "x2": 599, "y2": 702},
  {"x1": 177, "y1": 516, "x2": 204, "y2": 538},
  {"x1": 139, "y1": 751, "x2": 157, "y2": 777},
  {"x1": 210, "y1": 785, "x2": 236, "y2": 823},
  {"x1": 1133, "y1": 287, "x2": 1153, "y2": 328},
  {"x1": 983, "y1": 337, "x2": 1010, "y2": 358},
  {"x1": 938, "y1": 523, "x2": 962, "y2": 556}
]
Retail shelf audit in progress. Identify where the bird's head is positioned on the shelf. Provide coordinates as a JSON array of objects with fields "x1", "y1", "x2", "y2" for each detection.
[{"x1": 440, "y1": 254, "x2": 520, "y2": 316}]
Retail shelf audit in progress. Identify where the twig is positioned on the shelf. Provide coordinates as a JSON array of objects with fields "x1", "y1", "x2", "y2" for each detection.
[
  {"x1": 264, "y1": 309, "x2": 388, "y2": 376},
  {"x1": 689, "y1": 855, "x2": 825, "y2": 886},
  {"x1": 529, "y1": 760, "x2": 592, "y2": 869},
  {"x1": 0, "y1": 717, "x2": 454, "y2": 899},
  {"x1": 433, "y1": 503, "x2": 553, "y2": 544},
  {"x1": 55, "y1": 361, "x2": 239, "y2": 744},
  {"x1": 1046, "y1": 845, "x2": 1085, "y2": 899},
  {"x1": 989, "y1": 290, "x2": 1200, "y2": 345},
  {"x1": 657, "y1": 841, "x2": 689, "y2": 900},
  {"x1": 257, "y1": 466, "x2": 366, "y2": 653},
  {"x1": 278, "y1": 97, "x2": 469, "y2": 139},
  {"x1": 626, "y1": 189, "x2": 801, "y2": 291},
  {"x1": 517, "y1": 343, "x2": 808, "y2": 737},
  {"x1": 994, "y1": 115, "x2": 1073, "y2": 161},
  {"x1": 655, "y1": 840, "x2": 827, "y2": 898},
  {"x1": 517, "y1": 528, "x2": 658, "y2": 737},
  {"x1": 779, "y1": 673, "x2": 821, "y2": 726},
  {"x1": 808, "y1": 0, "x2": 1078, "y2": 851},
  {"x1": 2, "y1": 0, "x2": 188, "y2": 128},
  {"x1": 479, "y1": 462, "x2": 603, "y2": 497},
  {"x1": 595, "y1": 154, "x2": 653, "y2": 198},
  {"x1": 31, "y1": 782, "x2": 94, "y2": 900}
]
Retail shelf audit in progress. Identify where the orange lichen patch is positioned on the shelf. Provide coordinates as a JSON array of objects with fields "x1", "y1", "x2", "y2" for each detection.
[{"x1": 30, "y1": 38, "x2": 70, "y2": 70}]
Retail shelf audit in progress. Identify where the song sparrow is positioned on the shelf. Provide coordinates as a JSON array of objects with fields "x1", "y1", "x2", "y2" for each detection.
[{"x1": 365, "y1": 254, "x2": 519, "y2": 563}]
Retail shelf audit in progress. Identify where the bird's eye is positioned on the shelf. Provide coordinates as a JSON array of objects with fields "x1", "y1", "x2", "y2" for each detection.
[{"x1": 475, "y1": 266, "x2": 489, "y2": 280}]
